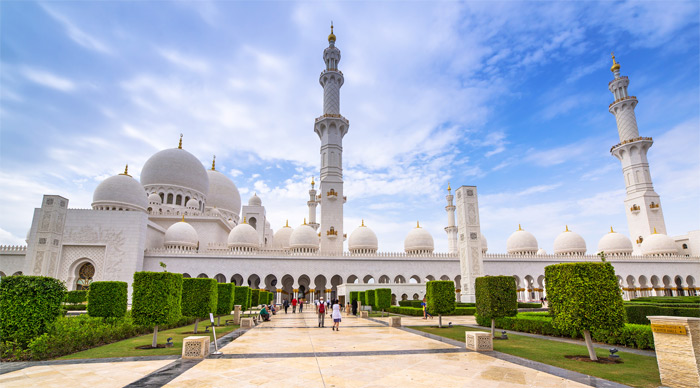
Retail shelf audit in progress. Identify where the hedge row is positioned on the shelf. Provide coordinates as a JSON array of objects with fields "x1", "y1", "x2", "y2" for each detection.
[
  {"x1": 475, "y1": 313, "x2": 654, "y2": 350},
  {"x1": 64, "y1": 290, "x2": 88, "y2": 304},
  {"x1": 216, "y1": 284, "x2": 235, "y2": 316},
  {"x1": 350, "y1": 291, "x2": 359, "y2": 303},
  {"x1": 1, "y1": 313, "x2": 198, "y2": 361},
  {"x1": 624, "y1": 304, "x2": 700, "y2": 324},
  {"x1": 629, "y1": 296, "x2": 700, "y2": 304},
  {"x1": 234, "y1": 286, "x2": 251, "y2": 311},
  {"x1": 399, "y1": 300, "x2": 423, "y2": 308},
  {"x1": 518, "y1": 302, "x2": 543, "y2": 308},
  {"x1": 386, "y1": 306, "x2": 475, "y2": 316},
  {"x1": 366, "y1": 290, "x2": 376, "y2": 309}
]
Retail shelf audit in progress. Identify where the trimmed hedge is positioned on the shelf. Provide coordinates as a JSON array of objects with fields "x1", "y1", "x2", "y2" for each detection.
[
  {"x1": 456, "y1": 302, "x2": 476, "y2": 308},
  {"x1": 387, "y1": 306, "x2": 475, "y2": 316},
  {"x1": 629, "y1": 296, "x2": 700, "y2": 304},
  {"x1": 87, "y1": 281, "x2": 127, "y2": 318},
  {"x1": 518, "y1": 302, "x2": 543, "y2": 308},
  {"x1": 251, "y1": 289, "x2": 260, "y2": 307},
  {"x1": 64, "y1": 290, "x2": 88, "y2": 304},
  {"x1": 475, "y1": 312, "x2": 654, "y2": 350},
  {"x1": 426, "y1": 280, "x2": 456, "y2": 317},
  {"x1": 625, "y1": 304, "x2": 700, "y2": 324},
  {"x1": 234, "y1": 286, "x2": 251, "y2": 311},
  {"x1": 181, "y1": 278, "x2": 218, "y2": 319},
  {"x1": 366, "y1": 289, "x2": 376, "y2": 309},
  {"x1": 350, "y1": 291, "x2": 359, "y2": 303},
  {"x1": 475, "y1": 276, "x2": 517, "y2": 321},
  {"x1": 375, "y1": 289, "x2": 391, "y2": 311},
  {"x1": 216, "y1": 283, "x2": 235, "y2": 316},
  {"x1": 359, "y1": 291, "x2": 367, "y2": 306},
  {"x1": 131, "y1": 272, "x2": 183, "y2": 327},
  {"x1": 545, "y1": 262, "x2": 626, "y2": 334},
  {"x1": 399, "y1": 300, "x2": 423, "y2": 308},
  {"x1": 0, "y1": 276, "x2": 66, "y2": 346}
]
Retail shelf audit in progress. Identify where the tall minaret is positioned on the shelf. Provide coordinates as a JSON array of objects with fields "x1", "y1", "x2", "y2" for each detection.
[
  {"x1": 315, "y1": 23, "x2": 349, "y2": 254},
  {"x1": 608, "y1": 53, "x2": 666, "y2": 246},
  {"x1": 444, "y1": 183, "x2": 458, "y2": 255},
  {"x1": 308, "y1": 177, "x2": 319, "y2": 231}
]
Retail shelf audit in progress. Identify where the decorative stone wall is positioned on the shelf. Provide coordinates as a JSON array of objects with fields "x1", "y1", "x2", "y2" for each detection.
[{"x1": 648, "y1": 316, "x2": 700, "y2": 388}]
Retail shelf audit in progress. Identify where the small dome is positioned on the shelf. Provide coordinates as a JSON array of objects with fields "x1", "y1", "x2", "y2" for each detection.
[
  {"x1": 553, "y1": 226, "x2": 587, "y2": 255},
  {"x1": 506, "y1": 226, "x2": 538, "y2": 254},
  {"x1": 289, "y1": 222, "x2": 319, "y2": 251},
  {"x1": 92, "y1": 169, "x2": 147, "y2": 212},
  {"x1": 206, "y1": 169, "x2": 241, "y2": 216},
  {"x1": 641, "y1": 231, "x2": 678, "y2": 256},
  {"x1": 348, "y1": 221, "x2": 378, "y2": 253},
  {"x1": 404, "y1": 222, "x2": 434, "y2": 253},
  {"x1": 248, "y1": 193, "x2": 262, "y2": 206},
  {"x1": 537, "y1": 248, "x2": 547, "y2": 255},
  {"x1": 227, "y1": 221, "x2": 259, "y2": 250},
  {"x1": 164, "y1": 219, "x2": 198, "y2": 249},
  {"x1": 141, "y1": 147, "x2": 209, "y2": 197},
  {"x1": 481, "y1": 236, "x2": 488, "y2": 253},
  {"x1": 597, "y1": 228, "x2": 633, "y2": 255},
  {"x1": 148, "y1": 192, "x2": 162, "y2": 205},
  {"x1": 273, "y1": 222, "x2": 294, "y2": 249},
  {"x1": 186, "y1": 198, "x2": 199, "y2": 209}
]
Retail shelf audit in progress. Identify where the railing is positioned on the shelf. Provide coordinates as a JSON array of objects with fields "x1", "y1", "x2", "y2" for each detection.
[
  {"x1": 0, "y1": 245, "x2": 27, "y2": 253},
  {"x1": 608, "y1": 75, "x2": 628, "y2": 86},
  {"x1": 610, "y1": 136, "x2": 653, "y2": 152},
  {"x1": 608, "y1": 95, "x2": 637, "y2": 109}
]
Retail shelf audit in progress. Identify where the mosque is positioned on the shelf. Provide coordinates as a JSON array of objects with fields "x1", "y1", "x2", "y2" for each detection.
[{"x1": 1, "y1": 27, "x2": 698, "y2": 304}]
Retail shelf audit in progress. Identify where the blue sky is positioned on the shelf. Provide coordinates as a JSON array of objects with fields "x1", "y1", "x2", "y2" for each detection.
[{"x1": 1, "y1": 1, "x2": 698, "y2": 253}]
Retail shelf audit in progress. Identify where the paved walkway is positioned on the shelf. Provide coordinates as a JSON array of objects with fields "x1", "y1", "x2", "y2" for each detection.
[{"x1": 0, "y1": 310, "x2": 632, "y2": 388}]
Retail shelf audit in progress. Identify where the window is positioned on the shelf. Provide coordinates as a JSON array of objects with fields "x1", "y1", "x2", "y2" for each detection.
[
  {"x1": 167, "y1": 194, "x2": 174, "y2": 204},
  {"x1": 76, "y1": 263, "x2": 95, "y2": 290}
]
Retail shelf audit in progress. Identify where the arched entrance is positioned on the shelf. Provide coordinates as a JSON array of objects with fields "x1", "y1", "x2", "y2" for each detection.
[{"x1": 76, "y1": 262, "x2": 95, "y2": 290}]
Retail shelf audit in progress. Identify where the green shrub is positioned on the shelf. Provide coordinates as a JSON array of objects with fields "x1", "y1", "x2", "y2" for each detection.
[
  {"x1": 426, "y1": 280, "x2": 456, "y2": 327},
  {"x1": 62, "y1": 304, "x2": 87, "y2": 311},
  {"x1": 624, "y1": 304, "x2": 700, "y2": 324},
  {"x1": 87, "y1": 281, "x2": 127, "y2": 318},
  {"x1": 629, "y1": 296, "x2": 700, "y2": 304},
  {"x1": 350, "y1": 291, "x2": 359, "y2": 303},
  {"x1": 366, "y1": 289, "x2": 376, "y2": 310},
  {"x1": 0, "y1": 275, "x2": 66, "y2": 347},
  {"x1": 131, "y1": 271, "x2": 183, "y2": 347},
  {"x1": 386, "y1": 306, "x2": 475, "y2": 316},
  {"x1": 375, "y1": 289, "x2": 391, "y2": 313},
  {"x1": 251, "y1": 289, "x2": 260, "y2": 307},
  {"x1": 234, "y1": 286, "x2": 250, "y2": 311},
  {"x1": 545, "y1": 262, "x2": 626, "y2": 360},
  {"x1": 64, "y1": 290, "x2": 88, "y2": 304},
  {"x1": 475, "y1": 276, "x2": 517, "y2": 336},
  {"x1": 456, "y1": 302, "x2": 476, "y2": 308},
  {"x1": 216, "y1": 283, "x2": 235, "y2": 316},
  {"x1": 518, "y1": 302, "x2": 543, "y2": 308},
  {"x1": 181, "y1": 278, "x2": 217, "y2": 333}
]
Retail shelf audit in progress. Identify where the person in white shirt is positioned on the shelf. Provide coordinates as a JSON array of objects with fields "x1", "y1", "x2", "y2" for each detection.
[{"x1": 331, "y1": 299, "x2": 342, "y2": 331}]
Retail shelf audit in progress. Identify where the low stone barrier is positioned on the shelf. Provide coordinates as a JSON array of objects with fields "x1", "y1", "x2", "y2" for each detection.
[
  {"x1": 360, "y1": 311, "x2": 369, "y2": 318},
  {"x1": 389, "y1": 316, "x2": 401, "y2": 327},
  {"x1": 465, "y1": 331, "x2": 492, "y2": 351},
  {"x1": 233, "y1": 305, "x2": 241, "y2": 325},
  {"x1": 182, "y1": 336, "x2": 210, "y2": 359},
  {"x1": 648, "y1": 316, "x2": 700, "y2": 388},
  {"x1": 241, "y1": 317, "x2": 254, "y2": 328}
]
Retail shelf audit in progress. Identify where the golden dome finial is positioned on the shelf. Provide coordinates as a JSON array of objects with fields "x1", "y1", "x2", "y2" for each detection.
[
  {"x1": 242, "y1": 217, "x2": 247, "y2": 224},
  {"x1": 178, "y1": 133, "x2": 183, "y2": 149},
  {"x1": 416, "y1": 221, "x2": 421, "y2": 228},
  {"x1": 303, "y1": 218, "x2": 307, "y2": 225},
  {"x1": 311, "y1": 176, "x2": 315, "y2": 188},
  {"x1": 518, "y1": 224, "x2": 522, "y2": 231},
  {"x1": 447, "y1": 182, "x2": 451, "y2": 192},
  {"x1": 285, "y1": 219, "x2": 289, "y2": 228},
  {"x1": 211, "y1": 155, "x2": 216, "y2": 170},
  {"x1": 328, "y1": 21, "x2": 336, "y2": 43},
  {"x1": 610, "y1": 226, "x2": 614, "y2": 233},
  {"x1": 181, "y1": 215, "x2": 185, "y2": 223},
  {"x1": 361, "y1": 219, "x2": 365, "y2": 227},
  {"x1": 120, "y1": 164, "x2": 131, "y2": 177},
  {"x1": 565, "y1": 225, "x2": 570, "y2": 232},
  {"x1": 610, "y1": 52, "x2": 620, "y2": 72},
  {"x1": 653, "y1": 227, "x2": 658, "y2": 234}
]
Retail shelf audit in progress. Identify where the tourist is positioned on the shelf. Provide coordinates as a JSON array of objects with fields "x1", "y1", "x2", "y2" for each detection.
[
  {"x1": 283, "y1": 299, "x2": 289, "y2": 314},
  {"x1": 331, "y1": 299, "x2": 342, "y2": 331},
  {"x1": 292, "y1": 297, "x2": 297, "y2": 313},
  {"x1": 299, "y1": 298, "x2": 304, "y2": 313},
  {"x1": 351, "y1": 298, "x2": 358, "y2": 315},
  {"x1": 422, "y1": 297, "x2": 433, "y2": 319},
  {"x1": 318, "y1": 297, "x2": 326, "y2": 327},
  {"x1": 260, "y1": 305, "x2": 270, "y2": 322}
]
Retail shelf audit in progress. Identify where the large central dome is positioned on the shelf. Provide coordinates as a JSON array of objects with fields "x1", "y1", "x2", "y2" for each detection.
[
  {"x1": 206, "y1": 169, "x2": 241, "y2": 218},
  {"x1": 141, "y1": 147, "x2": 209, "y2": 198}
]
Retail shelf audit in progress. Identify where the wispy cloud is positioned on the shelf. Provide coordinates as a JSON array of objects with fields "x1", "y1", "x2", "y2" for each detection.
[
  {"x1": 158, "y1": 49, "x2": 210, "y2": 73},
  {"x1": 20, "y1": 67, "x2": 76, "y2": 92},
  {"x1": 40, "y1": 4, "x2": 112, "y2": 54}
]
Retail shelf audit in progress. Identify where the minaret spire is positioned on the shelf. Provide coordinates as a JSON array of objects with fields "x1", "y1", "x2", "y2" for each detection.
[
  {"x1": 608, "y1": 54, "x2": 666, "y2": 247},
  {"x1": 444, "y1": 183, "x2": 458, "y2": 255},
  {"x1": 315, "y1": 23, "x2": 349, "y2": 254}
]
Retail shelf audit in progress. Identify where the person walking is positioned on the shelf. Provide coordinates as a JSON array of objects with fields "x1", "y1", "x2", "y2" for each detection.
[
  {"x1": 292, "y1": 297, "x2": 297, "y2": 313},
  {"x1": 331, "y1": 299, "x2": 342, "y2": 331},
  {"x1": 299, "y1": 298, "x2": 304, "y2": 313},
  {"x1": 422, "y1": 297, "x2": 433, "y2": 319},
  {"x1": 317, "y1": 297, "x2": 326, "y2": 327},
  {"x1": 351, "y1": 298, "x2": 358, "y2": 315},
  {"x1": 283, "y1": 299, "x2": 289, "y2": 314}
]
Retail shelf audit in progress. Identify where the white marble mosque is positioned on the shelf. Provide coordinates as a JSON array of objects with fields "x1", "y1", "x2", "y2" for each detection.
[{"x1": 1, "y1": 28, "x2": 698, "y2": 304}]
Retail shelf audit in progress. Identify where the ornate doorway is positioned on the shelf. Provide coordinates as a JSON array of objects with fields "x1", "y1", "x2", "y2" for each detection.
[{"x1": 76, "y1": 263, "x2": 95, "y2": 290}]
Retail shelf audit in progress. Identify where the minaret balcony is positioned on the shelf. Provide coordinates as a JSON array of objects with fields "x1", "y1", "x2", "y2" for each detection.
[
  {"x1": 320, "y1": 69, "x2": 343, "y2": 76},
  {"x1": 326, "y1": 227, "x2": 339, "y2": 238},
  {"x1": 326, "y1": 189, "x2": 338, "y2": 199},
  {"x1": 610, "y1": 136, "x2": 653, "y2": 152},
  {"x1": 608, "y1": 95, "x2": 637, "y2": 109},
  {"x1": 649, "y1": 202, "x2": 660, "y2": 210},
  {"x1": 315, "y1": 113, "x2": 349, "y2": 125},
  {"x1": 630, "y1": 204, "x2": 641, "y2": 213},
  {"x1": 608, "y1": 75, "x2": 628, "y2": 86}
]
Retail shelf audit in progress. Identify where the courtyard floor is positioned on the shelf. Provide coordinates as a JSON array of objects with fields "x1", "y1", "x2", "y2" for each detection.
[{"x1": 0, "y1": 310, "x2": 631, "y2": 387}]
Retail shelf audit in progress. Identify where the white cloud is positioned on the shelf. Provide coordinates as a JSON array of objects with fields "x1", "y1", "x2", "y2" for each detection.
[
  {"x1": 158, "y1": 49, "x2": 210, "y2": 73},
  {"x1": 41, "y1": 4, "x2": 112, "y2": 54},
  {"x1": 21, "y1": 67, "x2": 76, "y2": 92}
]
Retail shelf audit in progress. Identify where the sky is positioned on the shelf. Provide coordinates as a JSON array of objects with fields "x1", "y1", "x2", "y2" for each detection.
[{"x1": 1, "y1": 1, "x2": 699, "y2": 253}]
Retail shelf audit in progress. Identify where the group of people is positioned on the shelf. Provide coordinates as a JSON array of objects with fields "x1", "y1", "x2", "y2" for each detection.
[
  {"x1": 315, "y1": 297, "x2": 343, "y2": 331},
  {"x1": 282, "y1": 297, "x2": 305, "y2": 313}
]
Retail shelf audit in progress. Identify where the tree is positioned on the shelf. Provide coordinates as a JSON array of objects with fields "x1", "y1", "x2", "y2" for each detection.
[
  {"x1": 375, "y1": 288, "x2": 391, "y2": 317},
  {"x1": 132, "y1": 272, "x2": 183, "y2": 348},
  {"x1": 215, "y1": 283, "x2": 235, "y2": 325},
  {"x1": 366, "y1": 289, "x2": 376, "y2": 312},
  {"x1": 181, "y1": 278, "x2": 218, "y2": 334},
  {"x1": 475, "y1": 276, "x2": 518, "y2": 337},
  {"x1": 545, "y1": 262, "x2": 626, "y2": 361},
  {"x1": 234, "y1": 286, "x2": 250, "y2": 312},
  {"x1": 426, "y1": 280, "x2": 456, "y2": 328},
  {"x1": 87, "y1": 281, "x2": 128, "y2": 318}
]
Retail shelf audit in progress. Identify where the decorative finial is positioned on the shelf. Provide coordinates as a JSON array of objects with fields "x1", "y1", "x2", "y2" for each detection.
[
  {"x1": 610, "y1": 52, "x2": 620, "y2": 72},
  {"x1": 361, "y1": 219, "x2": 365, "y2": 227},
  {"x1": 328, "y1": 21, "x2": 336, "y2": 43},
  {"x1": 242, "y1": 217, "x2": 247, "y2": 224},
  {"x1": 565, "y1": 225, "x2": 570, "y2": 232},
  {"x1": 518, "y1": 224, "x2": 522, "y2": 231},
  {"x1": 285, "y1": 219, "x2": 289, "y2": 228},
  {"x1": 610, "y1": 226, "x2": 614, "y2": 233},
  {"x1": 416, "y1": 221, "x2": 420, "y2": 228},
  {"x1": 181, "y1": 215, "x2": 185, "y2": 222},
  {"x1": 311, "y1": 176, "x2": 315, "y2": 188},
  {"x1": 211, "y1": 155, "x2": 216, "y2": 170},
  {"x1": 120, "y1": 164, "x2": 131, "y2": 177},
  {"x1": 653, "y1": 227, "x2": 658, "y2": 234},
  {"x1": 447, "y1": 182, "x2": 451, "y2": 192},
  {"x1": 303, "y1": 218, "x2": 307, "y2": 225},
  {"x1": 178, "y1": 133, "x2": 183, "y2": 149}
]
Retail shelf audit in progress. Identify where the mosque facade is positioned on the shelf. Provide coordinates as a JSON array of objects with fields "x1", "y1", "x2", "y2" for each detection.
[{"x1": 1, "y1": 29, "x2": 698, "y2": 304}]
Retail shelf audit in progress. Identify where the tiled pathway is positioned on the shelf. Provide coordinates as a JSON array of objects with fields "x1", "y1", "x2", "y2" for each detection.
[{"x1": 0, "y1": 311, "x2": 631, "y2": 388}]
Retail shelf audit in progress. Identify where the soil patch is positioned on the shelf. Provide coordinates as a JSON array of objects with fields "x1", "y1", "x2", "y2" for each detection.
[
  {"x1": 135, "y1": 344, "x2": 168, "y2": 349},
  {"x1": 564, "y1": 355, "x2": 623, "y2": 364}
]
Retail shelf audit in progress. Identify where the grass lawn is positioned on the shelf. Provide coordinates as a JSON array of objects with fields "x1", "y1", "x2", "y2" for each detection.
[
  {"x1": 58, "y1": 314, "x2": 240, "y2": 360},
  {"x1": 368, "y1": 312, "x2": 395, "y2": 317},
  {"x1": 411, "y1": 325, "x2": 660, "y2": 388}
]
